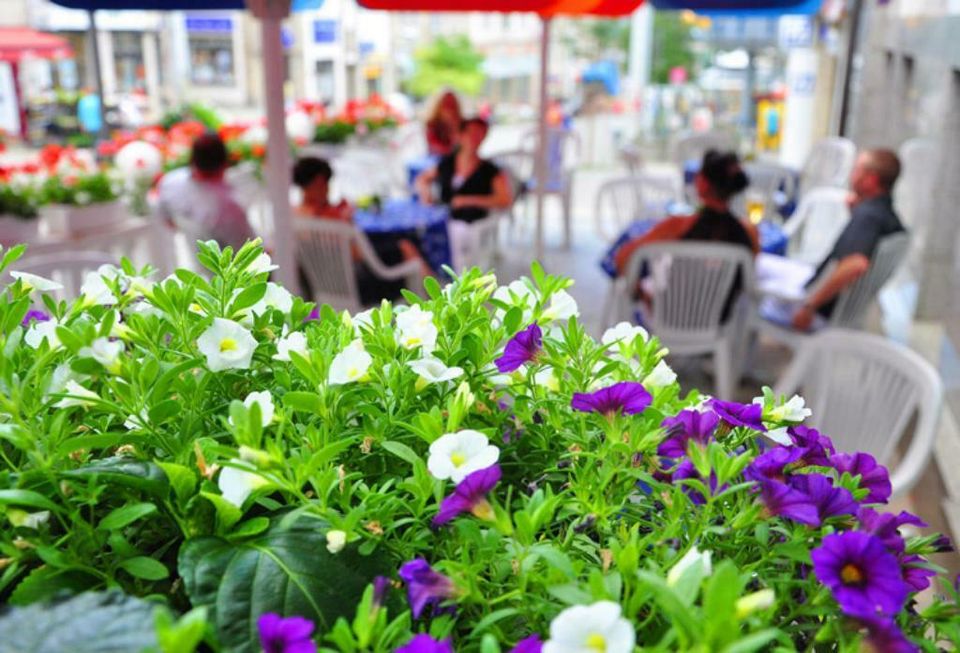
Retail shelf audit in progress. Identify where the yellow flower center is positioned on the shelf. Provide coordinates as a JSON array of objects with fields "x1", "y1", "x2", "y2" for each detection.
[
  {"x1": 841, "y1": 563, "x2": 864, "y2": 585},
  {"x1": 586, "y1": 633, "x2": 607, "y2": 653},
  {"x1": 220, "y1": 338, "x2": 238, "y2": 353},
  {"x1": 470, "y1": 499, "x2": 495, "y2": 521},
  {"x1": 407, "y1": 336, "x2": 422, "y2": 346},
  {"x1": 450, "y1": 453, "x2": 467, "y2": 467},
  {"x1": 348, "y1": 366, "x2": 360, "y2": 379}
]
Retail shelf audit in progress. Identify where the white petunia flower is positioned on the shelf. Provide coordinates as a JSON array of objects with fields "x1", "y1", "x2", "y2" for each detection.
[
  {"x1": 667, "y1": 546, "x2": 712, "y2": 587},
  {"x1": 25, "y1": 319, "x2": 61, "y2": 350},
  {"x1": 197, "y1": 318, "x2": 258, "y2": 372},
  {"x1": 351, "y1": 308, "x2": 376, "y2": 334},
  {"x1": 10, "y1": 271, "x2": 63, "y2": 294},
  {"x1": 395, "y1": 305, "x2": 438, "y2": 353},
  {"x1": 542, "y1": 601, "x2": 636, "y2": 653},
  {"x1": 328, "y1": 339, "x2": 373, "y2": 385},
  {"x1": 47, "y1": 363, "x2": 82, "y2": 397},
  {"x1": 542, "y1": 289, "x2": 579, "y2": 322},
  {"x1": 54, "y1": 380, "x2": 99, "y2": 408},
  {"x1": 241, "y1": 390, "x2": 275, "y2": 427},
  {"x1": 755, "y1": 394, "x2": 812, "y2": 423},
  {"x1": 325, "y1": 530, "x2": 347, "y2": 554},
  {"x1": 80, "y1": 264, "x2": 124, "y2": 305},
  {"x1": 765, "y1": 427, "x2": 792, "y2": 446},
  {"x1": 735, "y1": 589, "x2": 775, "y2": 618},
  {"x1": 248, "y1": 282, "x2": 293, "y2": 317},
  {"x1": 493, "y1": 280, "x2": 537, "y2": 316},
  {"x1": 217, "y1": 462, "x2": 269, "y2": 508},
  {"x1": 427, "y1": 430, "x2": 500, "y2": 483},
  {"x1": 79, "y1": 337, "x2": 124, "y2": 373},
  {"x1": 246, "y1": 252, "x2": 278, "y2": 274},
  {"x1": 407, "y1": 357, "x2": 464, "y2": 387},
  {"x1": 274, "y1": 330, "x2": 308, "y2": 362},
  {"x1": 125, "y1": 300, "x2": 164, "y2": 319},
  {"x1": 601, "y1": 321, "x2": 649, "y2": 347},
  {"x1": 643, "y1": 360, "x2": 677, "y2": 388},
  {"x1": 8, "y1": 509, "x2": 51, "y2": 530}
]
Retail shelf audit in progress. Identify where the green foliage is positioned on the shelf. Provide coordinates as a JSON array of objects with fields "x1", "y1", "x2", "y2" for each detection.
[
  {"x1": 652, "y1": 11, "x2": 696, "y2": 84},
  {"x1": 407, "y1": 35, "x2": 486, "y2": 98},
  {"x1": 0, "y1": 184, "x2": 39, "y2": 220},
  {"x1": 36, "y1": 170, "x2": 120, "y2": 206}
]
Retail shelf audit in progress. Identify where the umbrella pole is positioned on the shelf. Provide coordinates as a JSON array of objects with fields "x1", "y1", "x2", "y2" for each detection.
[
  {"x1": 249, "y1": 0, "x2": 300, "y2": 295},
  {"x1": 87, "y1": 10, "x2": 108, "y2": 144},
  {"x1": 534, "y1": 16, "x2": 551, "y2": 264}
]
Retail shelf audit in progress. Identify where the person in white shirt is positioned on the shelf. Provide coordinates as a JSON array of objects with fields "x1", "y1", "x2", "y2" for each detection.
[{"x1": 156, "y1": 132, "x2": 254, "y2": 251}]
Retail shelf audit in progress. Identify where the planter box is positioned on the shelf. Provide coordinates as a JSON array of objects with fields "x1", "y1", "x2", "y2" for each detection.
[
  {"x1": 41, "y1": 201, "x2": 125, "y2": 238},
  {"x1": 0, "y1": 215, "x2": 40, "y2": 246}
]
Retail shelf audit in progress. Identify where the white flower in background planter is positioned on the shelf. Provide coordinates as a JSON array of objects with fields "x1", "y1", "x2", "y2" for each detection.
[
  {"x1": 246, "y1": 252, "x2": 278, "y2": 274},
  {"x1": 601, "y1": 322, "x2": 649, "y2": 348},
  {"x1": 78, "y1": 337, "x2": 124, "y2": 373},
  {"x1": 325, "y1": 529, "x2": 347, "y2": 554},
  {"x1": 286, "y1": 111, "x2": 314, "y2": 142},
  {"x1": 240, "y1": 125, "x2": 268, "y2": 145},
  {"x1": 9, "y1": 271, "x2": 63, "y2": 294},
  {"x1": 124, "y1": 409, "x2": 149, "y2": 431},
  {"x1": 534, "y1": 366, "x2": 560, "y2": 392},
  {"x1": 54, "y1": 380, "x2": 99, "y2": 409},
  {"x1": 542, "y1": 289, "x2": 579, "y2": 322},
  {"x1": 542, "y1": 601, "x2": 636, "y2": 653},
  {"x1": 329, "y1": 339, "x2": 373, "y2": 385},
  {"x1": 125, "y1": 299, "x2": 164, "y2": 319},
  {"x1": 643, "y1": 360, "x2": 677, "y2": 388},
  {"x1": 407, "y1": 357, "x2": 464, "y2": 389},
  {"x1": 80, "y1": 264, "x2": 124, "y2": 306},
  {"x1": 754, "y1": 394, "x2": 812, "y2": 423},
  {"x1": 25, "y1": 319, "x2": 61, "y2": 350},
  {"x1": 667, "y1": 546, "x2": 713, "y2": 587},
  {"x1": 46, "y1": 363, "x2": 83, "y2": 398},
  {"x1": 197, "y1": 318, "x2": 258, "y2": 372},
  {"x1": 395, "y1": 305, "x2": 438, "y2": 353},
  {"x1": 427, "y1": 429, "x2": 500, "y2": 483},
  {"x1": 274, "y1": 330, "x2": 308, "y2": 362},
  {"x1": 115, "y1": 140, "x2": 163, "y2": 181},
  {"x1": 7, "y1": 509, "x2": 51, "y2": 530},
  {"x1": 237, "y1": 390, "x2": 275, "y2": 427},
  {"x1": 217, "y1": 462, "x2": 269, "y2": 508},
  {"x1": 248, "y1": 282, "x2": 293, "y2": 317},
  {"x1": 350, "y1": 308, "x2": 376, "y2": 335}
]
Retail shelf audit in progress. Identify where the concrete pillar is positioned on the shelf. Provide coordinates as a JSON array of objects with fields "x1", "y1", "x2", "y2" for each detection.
[
  {"x1": 142, "y1": 31, "x2": 161, "y2": 117},
  {"x1": 780, "y1": 48, "x2": 818, "y2": 168}
]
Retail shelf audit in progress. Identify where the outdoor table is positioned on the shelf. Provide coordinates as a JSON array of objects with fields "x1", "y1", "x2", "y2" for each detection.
[{"x1": 353, "y1": 198, "x2": 452, "y2": 273}]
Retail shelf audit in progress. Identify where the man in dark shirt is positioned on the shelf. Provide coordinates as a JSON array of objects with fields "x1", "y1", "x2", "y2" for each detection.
[{"x1": 791, "y1": 148, "x2": 905, "y2": 331}]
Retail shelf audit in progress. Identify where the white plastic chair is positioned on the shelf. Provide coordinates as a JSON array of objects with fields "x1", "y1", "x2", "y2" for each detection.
[
  {"x1": 448, "y1": 215, "x2": 501, "y2": 273},
  {"x1": 615, "y1": 241, "x2": 756, "y2": 399},
  {"x1": 594, "y1": 174, "x2": 681, "y2": 240},
  {"x1": 521, "y1": 128, "x2": 580, "y2": 248},
  {"x1": 732, "y1": 161, "x2": 798, "y2": 224},
  {"x1": 774, "y1": 329, "x2": 942, "y2": 498},
  {"x1": 491, "y1": 149, "x2": 535, "y2": 232},
  {"x1": 11, "y1": 251, "x2": 116, "y2": 301},
  {"x1": 294, "y1": 218, "x2": 423, "y2": 313},
  {"x1": 783, "y1": 187, "x2": 851, "y2": 266},
  {"x1": 799, "y1": 137, "x2": 857, "y2": 196},
  {"x1": 618, "y1": 144, "x2": 643, "y2": 176},
  {"x1": 672, "y1": 131, "x2": 736, "y2": 170}
]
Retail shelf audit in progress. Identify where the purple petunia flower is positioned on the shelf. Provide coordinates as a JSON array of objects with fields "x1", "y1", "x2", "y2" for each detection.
[
  {"x1": 658, "y1": 410, "x2": 719, "y2": 458},
  {"x1": 372, "y1": 575, "x2": 391, "y2": 609},
  {"x1": 395, "y1": 634, "x2": 454, "y2": 653},
  {"x1": 257, "y1": 613, "x2": 317, "y2": 653},
  {"x1": 787, "y1": 473, "x2": 858, "y2": 524},
  {"x1": 671, "y1": 458, "x2": 725, "y2": 505},
  {"x1": 21, "y1": 309, "x2": 50, "y2": 328},
  {"x1": 304, "y1": 307, "x2": 320, "y2": 321},
  {"x1": 744, "y1": 446, "x2": 805, "y2": 484},
  {"x1": 932, "y1": 535, "x2": 954, "y2": 553},
  {"x1": 434, "y1": 464, "x2": 502, "y2": 526},
  {"x1": 830, "y1": 452, "x2": 892, "y2": 504},
  {"x1": 858, "y1": 508, "x2": 927, "y2": 555},
  {"x1": 509, "y1": 635, "x2": 543, "y2": 653},
  {"x1": 757, "y1": 478, "x2": 821, "y2": 526},
  {"x1": 398, "y1": 558, "x2": 456, "y2": 619},
  {"x1": 707, "y1": 398, "x2": 766, "y2": 431},
  {"x1": 496, "y1": 323, "x2": 543, "y2": 373},
  {"x1": 856, "y1": 615, "x2": 919, "y2": 653},
  {"x1": 571, "y1": 381, "x2": 652, "y2": 417},
  {"x1": 788, "y1": 425, "x2": 836, "y2": 466},
  {"x1": 900, "y1": 554, "x2": 937, "y2": 592},
  {"x1": 812, "y1": 531, "x2": 909, "y2": 617}
]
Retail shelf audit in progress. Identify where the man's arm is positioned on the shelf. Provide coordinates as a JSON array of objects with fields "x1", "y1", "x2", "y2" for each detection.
[{"x1": 791, "y1": 253, "x2": 870, "y2": 330}]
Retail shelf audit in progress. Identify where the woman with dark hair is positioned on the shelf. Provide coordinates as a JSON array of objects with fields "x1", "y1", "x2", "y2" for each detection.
[
  {"x1": 613, "y1": 150, "x2": 759, "y2": 274},
  {"x1": 293, "y1": 156, "x2": 352, "y2": 222}
]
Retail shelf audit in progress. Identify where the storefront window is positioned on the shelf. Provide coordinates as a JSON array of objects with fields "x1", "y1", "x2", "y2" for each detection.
[
  {"x1": 315, "y1": 60, "x2": 334, "y2": 105},
  {"x1": 113, "y1": 32, "x2": 146, "y2": 93},
  {"x1": 188, "y1": 34, "x2": 235, "y2": 86}
]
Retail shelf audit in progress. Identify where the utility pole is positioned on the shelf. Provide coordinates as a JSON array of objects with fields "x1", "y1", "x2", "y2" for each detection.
[{"x1": 837, "y1": 0, "x2": 865, "y2": 136}]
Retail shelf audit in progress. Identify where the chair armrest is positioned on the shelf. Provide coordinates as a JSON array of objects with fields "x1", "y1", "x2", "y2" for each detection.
[{"x1": 353, "y1": 231, "x2": 423, "y2": 282}]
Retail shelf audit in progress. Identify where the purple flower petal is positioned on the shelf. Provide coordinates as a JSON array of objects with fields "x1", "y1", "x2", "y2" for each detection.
[
  {"x1": 398, "y1": 558, "x2": 456, "y2": 619},
  {"x1": 571, "y1": 381, "x2": 652, "y2": 417},
  {"x1": 509, "y1": 635, "x2": 543, "y2": 653},
  {"x1": 658, "y1": 410, "x2": 719, "y2": 458},
  {"x1": 856, "y1": 615, "x2": 919, "y2": 653},
  {"x1": 21, "y1": 309, "x2": 50, "y2": 328},
  {"x1": 858, "y1": 508, "x2": 927, "y2": 555},
  {"x1": 395, "y1": 634, "x2": 454, "y2": 653},
  {"x1": 707, "y1": 399, "x2": 766, "y2": 431},
  {"x1": 787, "y1": 425, "x2": 836, "y2": 466},
  {"x1": 830, "y1": 452, "x2": 892, "y2": 504},
  {"x1": 257, "y1": 613, "x2": 316, "y2": 653},
  {"x1": 744, "y1": 446, "x2": 805, "y2": 484},
  {"x1": 812, "y1": 531, "x2": 909, "y2": 617},
  {"x1": 434, "y1": 464, "x2": 502, "y2": 526},
  {"x1": 496, "y1": 323, "x2": 542, "y2": 373},
  {"x1": 670, "y1": 458, "x2": 726, "y2": 505},
  {"x1": 758, "y1": 478, "x2": 821, "y2": 526},
  {"x1": 787, "y1": 473, "x2": 858, "y2": 523},
  {"x1": 900, "y1": 554, "x2": 936, "y2": 592}
]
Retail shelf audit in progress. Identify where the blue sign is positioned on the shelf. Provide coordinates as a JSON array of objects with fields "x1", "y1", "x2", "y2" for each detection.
[
  {"x1": 281, "y1": 26, "x2": 294, "y2": 50},
  {"x1": 185, "y1": 16, "x2": 233, "y2": 33},
  {"x1": 779, "y1": 15, "x2": 814, "y2": 49},
  {"x1": 313, "y1": 19, "x2": 337, "y2": 44},
  {"x1": 359, "y1": 41, "x2": 375, "y2": 56},
  {"x1": 708, "y1": 16, "x2": 779, "y2": 46}
]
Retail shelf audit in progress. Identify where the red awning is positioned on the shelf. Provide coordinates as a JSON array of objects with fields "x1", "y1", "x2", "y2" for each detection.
[
  {"x1": 357, "y1": 0, "x2": 644, "y2": 16},
  {"x1": 0, "y1": 28, "x2": 73, "y2": 64}
]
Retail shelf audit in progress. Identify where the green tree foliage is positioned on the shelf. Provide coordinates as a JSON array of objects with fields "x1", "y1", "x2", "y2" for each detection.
[
  {"x1": 651, "y1": 11, "x2": 696, "y2": 84},
  {"x1": 407, "y1": 35, "x2": 486, "y2": 98}
]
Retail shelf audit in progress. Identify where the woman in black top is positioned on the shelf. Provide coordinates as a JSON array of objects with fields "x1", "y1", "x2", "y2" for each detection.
[{"x1": 415, "y1": 117, "x2": 513, "y2": 223}]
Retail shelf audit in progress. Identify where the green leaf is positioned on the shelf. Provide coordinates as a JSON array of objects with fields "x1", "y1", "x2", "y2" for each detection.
[
  {"x1": 60, "y1": 457, "x2": 170, "y2": 498},
  {"x1": 9, "y1": 567, "x2": 101, "y2": 606},
  {"x1": 179, "y1": 518, "x2": 391, "y2": 653},
  {"x1": 148, "y1": 399, "x2": 182, "y2": 424},
  {"x1": 156, "y1": 606, "x2": 209, "y2": 653},
  {"x1": 284, "y1": 391, "x2": 322, "y2": 414},
  {"x1": 0, "y1": 489, "x2": 62, "y2": 513},
  {"x1": 200, "y1": 491, "x2": 243, "y2": 532},
  {"x1": 99, "y1": 502, "x2": 157, "y2": 531},
  {"x1": 0, "y1": 590, "x2": 159, "y2": 652},
  {"x1": 381, "y1": 440, "x2": 422, "y2": 466},
  {"x1": 230, "y1": 282, "x2": 267, "y2": 313},
  {"x1": 722, "y1": 629, "x2": 783, "y2": 653},
  {"x1": 157, "y1": 462, "x2": 198, "y2": 503},
  {"x1": 118, "y1": 556, "x2": 170, "y2": 580}
]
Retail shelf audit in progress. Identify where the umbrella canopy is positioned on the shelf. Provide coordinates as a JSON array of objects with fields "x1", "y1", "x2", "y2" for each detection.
[
  {"x1": 49, "y1": 0, "x2": 322, "y2": 9},
  {"x1": 651, "y1": 0, "x2": 822, "y2": 13},
  {"x1": 0, "y1": 28, "x2": 73, "y2": 63}
]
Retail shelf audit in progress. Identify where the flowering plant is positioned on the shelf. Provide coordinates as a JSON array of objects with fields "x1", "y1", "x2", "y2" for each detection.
[
  {"x1": 0, "y1": 183, "x2": 39, "y2": 219},
  {"x1": 0, "y1": 241, "x2": 955, "y2": 653}
]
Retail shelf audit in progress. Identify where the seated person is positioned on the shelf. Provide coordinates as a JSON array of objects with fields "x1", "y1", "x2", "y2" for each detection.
[
  {"x1": 292, "y1": 156, "x2": 426, "y2": 305},
  {"x1": 415, "y1": 117, "x2": 513, "y2": 224},
  {"x1": 425, "y1": 91, "x2": 463, "y2": 157},
  {"x1": 156, "y1": 132, "x2": 254, "y2": 251},
  {"x1": 790, "y1": 149, "x2": 905, "y2": 331}
]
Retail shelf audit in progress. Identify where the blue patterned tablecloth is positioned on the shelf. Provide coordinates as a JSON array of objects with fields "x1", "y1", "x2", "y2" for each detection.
[
  {"x1": 406, "y1": 155, "x2": 440, "y2": 191},
  {"x1": 354, "y1": 199, "x2": 452, "y2": 273}
]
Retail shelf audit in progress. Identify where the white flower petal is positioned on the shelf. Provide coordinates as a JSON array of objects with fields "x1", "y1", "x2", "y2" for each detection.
[
  {"x1": 427, "y1": 430, "x2": 500, "y2": 483},
  {"x1": 217, "y1": 462, "x2": 268, "y2": 508},
  {"x1": 274, "y1": 331, "x2": 308, "y2": 361},
  {"x1": 329, "y1": 339, "x2": 373, "y2": 385},
  {"x1": 643, "y1": 360, "x2": 676, "y2": 388},
  {"x1": 542, "y1": 289, "x2": 579, "y2": 322},
  {"x1": 242, "y1": 390, "x2": 275, "y2": 427},
  {"x1": 197, "y1": 318, "x2": 258, "y2": 372},
  {"x1": 25, "y1": 319, "x2": 61, "y2": 350},
  {"x1": 10, "y1": 271, "x2": 63, "y2": 293}
]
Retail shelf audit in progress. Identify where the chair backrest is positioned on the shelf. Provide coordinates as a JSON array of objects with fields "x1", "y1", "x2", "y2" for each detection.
[
  {"x1": 448, "y1": 215, "x2": 500, "y2": 272},
  {"x1": 672, "y1": 131, "x2": 736, "y2": 170},
  {"x1": 800, "y1": 137, "x2": 857, "y2": 195},
  {"x1": 294, "y1": 218, "x2": 362, "y2": 313},
  {"x1": 492, "y1": 149, "x2": 535, "y2": 195},
  {"x1": 618, "y1": 144, "x2": 643, "y2": 176},
  {"x1": 521, "y1": 128, "x2": 580, "y2": 185},
  {"x1": 623, "y1": 241, "x2": 755, "y2": 344},
  {"x1": 784, "y1": 187, "x2": 851, "y2": 265},
  {"x1": 12, "y1": 250, "x2": 116, "y2": 301},
  {"x1": 594, "y1": 176, "x2": 643, "y2": 240},
  {"x1": 733, "y1": 161, "x2": 798, "y2": 222},
  {"x1": 774, "y1": 329, "x2": 942, "y2": 497},
  {"x1": 829, "y1": 232, "x2": 911, "y2": 329}
]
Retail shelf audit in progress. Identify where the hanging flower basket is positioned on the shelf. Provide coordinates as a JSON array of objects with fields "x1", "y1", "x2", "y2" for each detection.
[{"x1": 41, "y1": 200, "x2": 126, "y2": 238}]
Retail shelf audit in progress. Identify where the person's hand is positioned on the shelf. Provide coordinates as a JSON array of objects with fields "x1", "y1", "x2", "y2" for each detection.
[
  {"x1": 791, "y1": 304, "x2": 815, "y2": 331},
  {"x1": 845, "y1": 191, "x2": 859, "y2": 208}
]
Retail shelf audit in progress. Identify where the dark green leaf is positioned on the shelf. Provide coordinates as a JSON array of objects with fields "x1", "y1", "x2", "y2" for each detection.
[
  {"x1": 0, "y1": 489, "x2": 61, "y2": 513},
  {"x1": 283, "y1": 391, "x2": 322, "y2": 414},
  {"x1": 60, "y1": 457, "x2": 170, "y2": 498},
  {"x1": 381, "y1": 440, "x2": 421, "y2": 466},
  {"x1": 118, "y1": 556, "x2": 170, "y2": 581},
  {"x1": 99, "y1": 502, "x2": 157, "y2": 531},
  {"x1": 9, "y1": 567, "x2": 101, "y2": 606}
]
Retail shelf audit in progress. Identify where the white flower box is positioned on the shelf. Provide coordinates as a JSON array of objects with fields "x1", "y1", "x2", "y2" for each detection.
[
  {"x1": 41, "y1": 201, "x2": 125, "y2": 238},
  {"x1": 0, "y1": 215, "x2": 40, "y2": 246}
]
